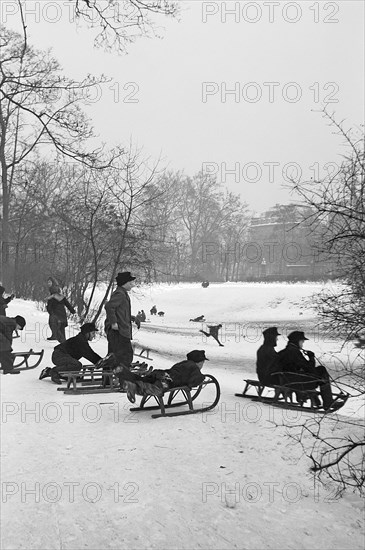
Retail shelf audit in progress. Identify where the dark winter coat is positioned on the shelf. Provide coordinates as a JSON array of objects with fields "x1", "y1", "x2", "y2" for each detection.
[
  {"x1": 166, "y1": 360, "x2": 205, "y2": 388},
  {"x1": 256, "y1": 334, "x2": 281, "y2": 385},
  {"x1": 0, "y1": 316, "x2": 17, "y2": 352},
  {"x1": 0, "y1": 295, "x2": 13, "y2": 316},
  {"x1": 47, "y1": 296, "x2": 75, "y2": 324},
  {"x1": 278, "y1": 343, "x2": 316, "y2": 375},
  {"x1": 54, "y1": 333, "x2": 102, "y2": 364},
  {"x1": 104, "y1": 287, "x2": 132, "y2": 339}
]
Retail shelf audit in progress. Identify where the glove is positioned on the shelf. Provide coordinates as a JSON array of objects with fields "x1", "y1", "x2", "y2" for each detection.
[{"x1": 306, "y1": 350, "x2": 315, "y2": 358}]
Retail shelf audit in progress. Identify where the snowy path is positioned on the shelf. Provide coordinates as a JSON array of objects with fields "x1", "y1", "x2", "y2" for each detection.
[{"x1": 1, "y1": 285, "x2": 364, "y2": 549}]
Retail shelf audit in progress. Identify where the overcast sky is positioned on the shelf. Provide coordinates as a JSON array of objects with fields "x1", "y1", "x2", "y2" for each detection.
[{"x1": 2, "y1": 0, "x2": 364, "y2": 213}]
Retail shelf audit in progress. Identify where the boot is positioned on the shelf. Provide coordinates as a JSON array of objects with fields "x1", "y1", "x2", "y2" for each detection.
[
  {"x1": 123, "y1": 381, "x2": 137, "y2": 403},
  {"x1": 39, "y1": 367, "x2": 52, "y2": 380}
]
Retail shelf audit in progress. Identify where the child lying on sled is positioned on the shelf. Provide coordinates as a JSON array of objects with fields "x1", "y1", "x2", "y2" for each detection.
[{"x1": 114, "y1": 349, "x2": 208, "y2": 403}]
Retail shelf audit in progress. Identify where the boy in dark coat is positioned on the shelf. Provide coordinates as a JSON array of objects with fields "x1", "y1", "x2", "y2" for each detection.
[
  {"x1": 0, "y1": 315, "x2": 26, "y2": 374},
  {"x1": 118, "y1": 350, "x2": 208, "y2": 403},
  {"x1": 199, "y1": 324, "x2": 224, "y2": 346},
  {"x1": 278, "y1": 331, "x2": 339, "y2": 410},
  {"x1": 47, "y1": 323, "x2": 102, "y2": 384},
  {"x1": 256, "y1": 327, "x2": 281, "y2": 385},
  {"x1": 0, "y1": 286, "x2": 15, "y2": 316},
  {"x1": 104, "y1": 271, "x2": 136, "y2": 369}
]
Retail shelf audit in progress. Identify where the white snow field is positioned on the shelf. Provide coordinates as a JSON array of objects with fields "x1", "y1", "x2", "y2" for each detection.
[{"x1": 1, "y1": 283, "x2": 364, "y2": 550}]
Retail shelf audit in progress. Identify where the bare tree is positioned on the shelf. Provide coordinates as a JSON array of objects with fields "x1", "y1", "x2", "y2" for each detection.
[
  {"x1": 287, "y1": 111, "x2": 365, "y2": 495},
  {"x1": 72, "y1": 0, "x2": 179, "y2": 53},
  {"x1": 292, "y1": 111, "x2": 365, "y2": 340},
  {"x1": 0, "y1": 15, "x2": 112, "y2": 286}
]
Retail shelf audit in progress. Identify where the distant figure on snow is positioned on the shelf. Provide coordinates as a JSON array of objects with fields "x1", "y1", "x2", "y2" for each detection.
[
  {"x1": 150, "y1": 305, "x2": 157, "y2": 315},
  {"x1": 140, "y1": 310, "x2": 146, "y2": 322},
  {"x1": 158, "y1": 311, "x2": 165, "y2": 317},
  {"x1": 202, "y1": 281, "x2": 209, "y2": 288},
  {"x1": 200, "y1": 324, "x2": 224, "y2": 347},
  {"x1": 190, "y1": 315, "x2": 205, "y2": 322}
]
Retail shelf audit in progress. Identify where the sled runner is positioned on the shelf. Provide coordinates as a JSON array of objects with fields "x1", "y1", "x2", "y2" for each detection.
[
  {"x1": 12, "y1": 349, "x2": 44, "y2": 371},
  {"x1": 235, "y1": 378, "x2": 349, "y2": 413},
  {"x1": 130, "y1": 374, "x2": 220, "y2": 419}
]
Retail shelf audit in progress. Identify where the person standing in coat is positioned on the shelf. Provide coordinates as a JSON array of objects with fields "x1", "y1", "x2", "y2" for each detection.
[
  {"x1": 46, "y1": 277, "x2": 75, "y2": 343},
  {"x1": 256, "y1": 327, "x2": 281, "y2": 386},
  {"x1": 0, "y1": 315, "x2": 26, "y2": 374},
  {"x1": 0, "y1": 286, "x2": 15, "y2": 316},
  {"x1": 104, "y1": 271, "x2": 136, "y2": 368}
]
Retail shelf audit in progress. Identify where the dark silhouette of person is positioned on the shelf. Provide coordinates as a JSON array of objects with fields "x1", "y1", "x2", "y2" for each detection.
[
  {"x1": 278, "y1": 331, "x2": 343, "y2": 410},
  {"x1": 104, "y1": 271, "x2": 136, "y2": 368},
  {"x1": 199, "y1": 324, "x2": 224, "y2": 346},
  {"x1": 150, "y1": 305, "x2": 157, "y2": 315},
  {"x1": 0, "y1": 315, "x2": 26, "y2": 374},
  {"x1": 256, "y1": 327, "x2": 281, "y2": 386},
  {"x1": 0, "y1": 286, "x2": 15, "y2": 316}
]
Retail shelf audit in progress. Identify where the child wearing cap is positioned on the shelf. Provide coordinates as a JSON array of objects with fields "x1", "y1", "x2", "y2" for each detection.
[{"x1": 117, "y1": 349, "x2": 208, "y2": 403}]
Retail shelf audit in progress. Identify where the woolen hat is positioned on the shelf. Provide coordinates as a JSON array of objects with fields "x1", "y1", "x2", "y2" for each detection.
[
  {"x1": 263, "y1": 327, "x2": 281, "y2": 337},
  {"x1": 186, "y1": 350, "x2": 209, "y2": 362},
  {"x1": 116, "y1": 272, "x2": 136, "y2": 286},
  {"x1": 80, "y1": 322, "x2": 99, "y2": 334},
  {"x1": 15, "y1": 315, "x2": 26, "y2": 329},
  {"x1": 288, "y1": 331, "x2": 309, "y2": 342}
]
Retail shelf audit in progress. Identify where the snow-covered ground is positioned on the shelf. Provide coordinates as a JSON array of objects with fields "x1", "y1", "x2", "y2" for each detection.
[{"x1": 1, "y1": 283, "x2": 364, "y2": 549}]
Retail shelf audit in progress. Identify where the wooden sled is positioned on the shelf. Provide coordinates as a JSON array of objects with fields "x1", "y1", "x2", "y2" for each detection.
[
  {"x1": 58, "y1": 368, "x2": 119, "y2": 394},
  {"x1": 235, "y1": 378, "x2": 349, "y2": 414},
  {"x1": 12, "y1": 349, "x2": 44, "y2": 371},
  {"x1": 130, "y1": 374, "x2": 220, "y2": 419},
  {"x1": 58, "y1": 362, "x2": 152, "y2": 394}
]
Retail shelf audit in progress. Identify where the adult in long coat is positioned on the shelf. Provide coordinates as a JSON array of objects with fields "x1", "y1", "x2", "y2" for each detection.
[
  {"x1": 0, "y1": 315, "x2": 26, "y2": 374},
  {"x1": 256, "y1": 327, "x2": 281, "y2": 385},
  {"x1": 104, "y1": 271, "x2": 136, "y2": 368},
  {"x1": 278, "y1": 331, "x2": 335, "y2": 409}
]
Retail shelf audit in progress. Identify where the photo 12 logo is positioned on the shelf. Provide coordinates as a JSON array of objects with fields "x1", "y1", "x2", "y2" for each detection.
[
  {"x1": 201, "y1": 81, "x2": 339, "y2": 104},
  {"x1": 201, "y1": 2, "x2": 340, "y2": 24},
  {"x1": 201, "y1": 161, "x2": 340, "y2": 185},
  {"x1": 1, "y1": 481, "x2": 139, "y2": 504}
]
